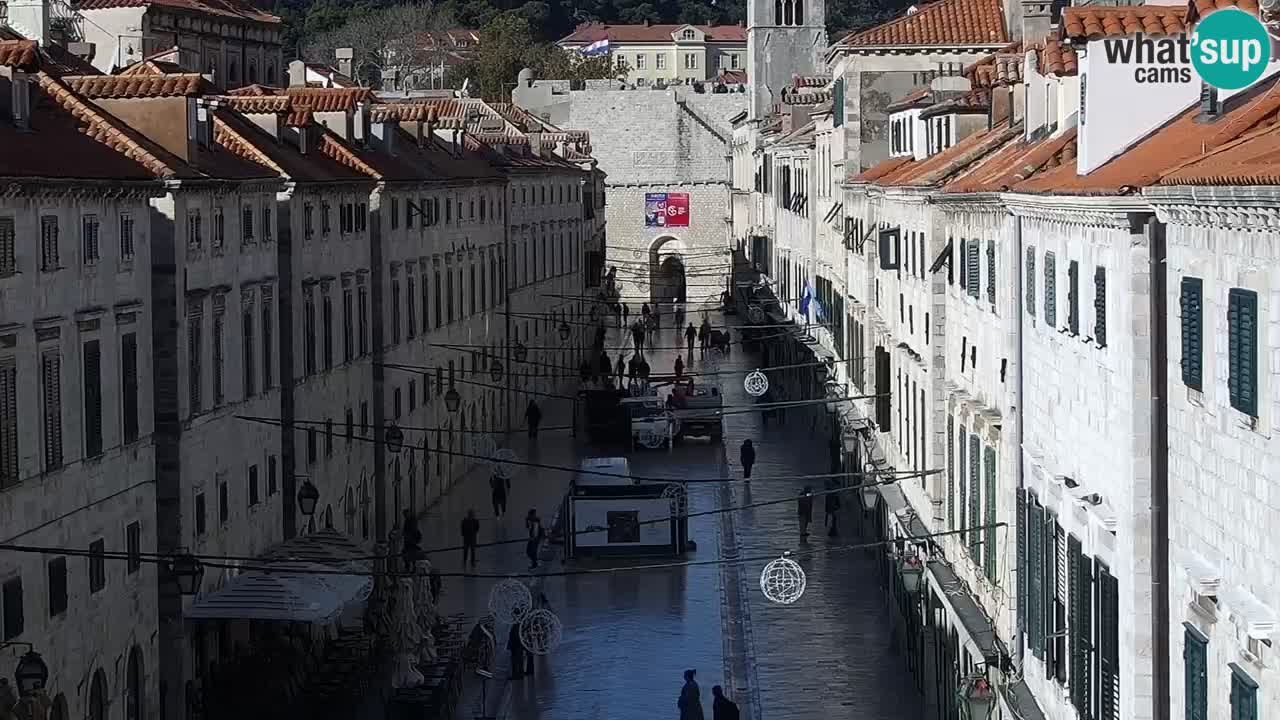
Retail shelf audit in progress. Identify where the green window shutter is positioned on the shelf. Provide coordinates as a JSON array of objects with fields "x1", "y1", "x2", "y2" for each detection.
[
  {"x1": 1028, "y1": 495, "x2": 1044, "y2": 659},
  {"x1": 968, "y1": 433, "x2": 981, "y2": 565},
  {"x1": 1077, "y1": 549, "x2": 1093, "y2": 716},
  {"x1": 1016, "y1": 488, "x2": 1028, "y2": 635},
  {"x1": 947, "y1": 414, "x2": 956, "y2": 530},
  {"x1": 958, "y1": 425, "x2": 967, "y2": 534},
  {"x1": 1098, "y1": 564, "x2": 1120, "y2": 720},
  {"x1": 1184, "y1": 626, "x2": 1208, "y2": 720},
  {"x1": 1068, "y1": 259, "x2": 1080, "y2": 335},
  {"x1": 1045, "y1": 252, "x2": 1057, "y2": 328},
  {"x1": 967, "y1": 243, "x2": 981, "y2": 298},
  {"x1": 1026, "y1": 247, "x2": 1037, "y2": 319},
  {"x1": 833, "y1": 78, "x2": 845, "y2": 127},
  {"x1": 1044, "y1": 511, "x2": 1061, "y2": 681},
  {"x1": 987, "y1": 241, "x2": 997, "y2": 306},
  {"x1": 1068, "y1": 536, "x2": 1089, "y2": 714},
  {"x1": 983, "y1": 445, "x2": 997, "y2": 581},
  {"x1": 1230, "y1": 664, "x2": 1258, "y2": 720},
  {"x1": 1228, "y1": 288, "x2": 1259, "y2": 417},
  {"x1": 1180, "y1": 277, "x2": 1204, "y2": 390},
  {"x1": 1094, "y1": 266, "x2": 1107, "y2": 347}
]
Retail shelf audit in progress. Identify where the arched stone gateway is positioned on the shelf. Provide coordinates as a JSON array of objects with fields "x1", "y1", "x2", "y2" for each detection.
[{"x1": 649, "y1": 236, "x2": 688, "y2": 308}]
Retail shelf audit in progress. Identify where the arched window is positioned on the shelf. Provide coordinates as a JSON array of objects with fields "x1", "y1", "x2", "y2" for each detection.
[
  {"x1": 345, "y1": 487, "x2": 355, "y2": 535},
  {"x1": 126, "y1": 647, "x2": 144, "y2": 720},
  {"x1": 228, "y1": 59, "x2": 238, "y2": 84},
  {"x1": 783, "y1": 0, "x2": 793, "y2": 25},
  {"x1": 89, "y1": 669, "x2": 108, "y2": 720},
  {"x1": 51, "y1": 694, "x2": 68, "y2": 720},
  {"x1": 248, "y1": 59, "x2": 258, "y2": 84},
  {"x1": 323, "y1": 504, "x2": 334, "y2": 529},
  {"x1": 266, "y1": 63, "x2": 276, "y2": 84},
  {"x1": 775, "y1": 0, "x2": 783, "y2": 24},
  {"x1": 795, "y1": 0, "x2": 803, "y2": 24}
]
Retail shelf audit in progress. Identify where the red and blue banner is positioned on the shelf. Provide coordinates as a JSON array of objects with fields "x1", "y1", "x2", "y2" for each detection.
[{"x1": 644, "y1": 193, "x2": 689, "y2": 228}]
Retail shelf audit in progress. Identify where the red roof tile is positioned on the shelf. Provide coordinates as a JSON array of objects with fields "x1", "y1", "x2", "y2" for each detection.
[
  {"x1": 1061, "y1": 5, "x2": 1187, "y2": 41},
  {"x1": 117, "y1": 59, "x2": 184, "y2": 76},
  {"x1": 1036, "y1": 38, "x2": 1078, "y2": 76},
  {"x1": 1158, "y1": 124, "x2": 1280, "y2": 185},
  {"x1": 834, "y1": 0, "x2": 1008, "y2": 48},
  {"x1": 1015, "y1": 75, "x2": 1280, "y2": 194},
  {"x1": 63, "y1": 73, "x2": 210, "y2": 98},
  {"x1": 559, "y1": 23, "x2": 746, "y2": 43},
  {"x1": 227, "y1": 83, "x2": 281, "y2": 96},
  {"x1": 966, "y1": 42, "x2": 1024, "y2": 88},
  {"x1": 887, "y1": 122, "x2": 1022, "y2": 186},
  {"x1": 944, "y1": 127, "x2": 1077, "y2": 192},
  {"x1": 1187, "y1": 0, "x2": 1260, "y2": 23},
  {"x1": 919, "y1": 88, "x2": 991, "y2": 118},
  {"x1": 718, "y1": 69, "x2": 748, "y2": 84},
  {"x1": 852, "y1": 155, "x2": 915, "y2": 182},
  {"x1": 283, "y1": 87, "x2": 375, "y2": 112},
  {"x1": 0, "y1": 40, "x2": 39, "y2": 69},
  {"x1": 220, "y1": 95, "x2": 292, "y2": 113},
  {"x1": 74, "y1": 0, "x2": 280, "y2": 24},
  {"x1": 887, "y1": 87, "x2": 936, "y2": 113}
]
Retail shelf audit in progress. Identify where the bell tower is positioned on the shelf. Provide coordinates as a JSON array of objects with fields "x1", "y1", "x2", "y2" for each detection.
[{"x1": 747, "y1": 0, "x2": 828, "y2": 119}]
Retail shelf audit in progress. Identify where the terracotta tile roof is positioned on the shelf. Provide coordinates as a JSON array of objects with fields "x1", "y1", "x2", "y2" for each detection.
[
  {"x1": 221, "y1": 95, "x2": 292, "y2": 113},
  {"x1": 74, "y1": 0, "x2": 280, "y2": 24},
  {"x1": 966, "y1": 42, "x2": 1024, "y2": 88},
  {"x1": 782, "y1": 88, "x2": 831, "y2": 105},
  {"x1": 63, "y1": 73, "x2": 210, "y2": 98},
  {"x1": 718, "y1": 69, "x2": 748, "y2": 84},
  {"x1": 834, "y1": 0, "x2": 1008, "y2": 48},
  {"x1": 883, "y1": 122, "x2": 1022, "y2": 187},
  {"x1": 1061, "y1": 5, "x2": 1187, "y2": 41},
  {"x1": 212, "y1": 109, "x2": 372, "y2": 184},
  {"x1": 1187, "y1": 0, "x2": 1259, "y2": 23},
  {"x1": 0, "y1": 71, "x2": 186, "y2": 180},
  {"x1": 559, "y1": 23, "x2": 746, "y2": 44},
  {"x1": 284, "y1": 109, "x2": 312, "y2": 127},
  {"x1": 1036, "y1": 39, "x2": 1078, "y2": 77},
  {"x1": 0, "y1": 40, "x2": 39, "y2": 69},
  {"x1": 1015, "y1": 75, "x2": 1280, "y2": 195},
  {"x1": 852, "y1": 155, "x2": 915, "y2": 182},
  {"x1": 227, "y1": 83, "x2": 281, "y2": 96},
  {"x1": 368, "y1": 103, "x2": 465, "y2": 128},
  {"x1": 1157, "y1": 124, "x2": 1280, "y2": 185},
  {"x1": 487, "y1": 102, "x2": 560, "y2": 132},
  {"x1": 793, "y1": 75, "x2": 827, "y2": 88},
  {"x1": 919, "y1": 88, "x2": 990, "y2": 118},
  {"x1": 283, "y1": 87, "x2": 375, "y2": 112},
  {"x1": 117, "y1": 59, "x2": 184, "y2": 76},
  {"x1": 886, "y1": 86, "x2": 936, "y2": 113},
  {"x1": 944, "y1": 127, "x2": 1077, "y2": 192}
]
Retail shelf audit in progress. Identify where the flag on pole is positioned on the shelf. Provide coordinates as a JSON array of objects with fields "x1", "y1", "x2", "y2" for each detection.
[{"x1": 581, "y1": 39, "x2": 610, "y2": 56}]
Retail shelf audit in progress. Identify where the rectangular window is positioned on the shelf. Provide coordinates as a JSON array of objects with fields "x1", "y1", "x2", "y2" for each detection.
[
  {"x1": 307, "y1": 427, "x2": 317, "y2": 465},
  {"x1": 407, "y1": 276, "x2": 417, "y2": 339},
  {"x1": 1016, "y1": 488, "x2": 1028, "y2": 636},
  {"x1": 1097, "y1": 563, "x2": 1120, "y2": 720},
  {"x1": 1183, "y1": 625, "x2": 1207, "y2": 720},
  {"x1": 684, "y1": 53, "x2": 698, "y2": 69},
  {"x1": 984, "y1": 445, "x2": 997, "y2": 580},
  {"x1": 636, "y1": 54, "x2": 646, "y2": 68},
  {"x1": 261, "y1": 288, "x2": 274, "y2": 388},
  {"x1": 262, "y1": 204, "x2": 273, "y2": 242},
  {"x1": 304, "y1": 289, "x2": 316, "y2": 375},
  {"x1": 248, "y1": 464, "x2": 260, "y2": 505},
  {"x1": 1069, "y1": 535, "x2": 1093, "y2": 714},
  {"x1": 41, "y1": 349, "x2": 62, "y2": 470},
  {"x1": 212, "y1": 206, "x2": 225, "y2": 249},
  {"x1": 324, "y1": 419, "x2": 334, "y2": 457},
  {"x1": 657, "y1": 54, "x2": 666, "y2": 69},
  {"x1": 409, "y1": 380, "x2": 417, "y2": 413},
  {"x1": 83, "y1": 339, "x2": 103, "y2": 458},
  {"x1": 88, "y1": 538, "x2": 105, "y2": 593},
  {"x1": 121, "y1": 332, "x2": 139, "y2": 444},
  {"x1": 212, "y1": 301, "x2": 225, "y2": 405},
  {"x1": 358, "y1": 285, "x2": 369, "y2": 355},
  {"x1": 391, "y1": 197, "x2": 400, "y2": 230},
  {"x1": 322, "y1": 289, "x2": 334, "y2": 370},
  {"x1": 1228, "y1": 288, "x2": 1259, "y2": 417},
  {"x1": 303, "y1": 202, "x2": 314, "y2": 240},
  {"x1": 343, "y1": 288, "x2": 354, "y2": 362},
  {"x1": 195, "y1": 491, "x2": 206, "y2": 535},
  {"x1": 218, "y1": 478, "x2": 229, "y2": 523},
  {"x1": 0, "y1": 358, "x2": 17, "y2": 487},
  {"x1": 947, "y1": 415, "x2": 955, "y2": 529},
  {"x1": 1025, "y1": 247, "x2": 1036, "y2": 319},
  {"x1": 1028, "y1": 494, "x2": 1044, "y2": 658},
  {"x1": 1093, "y1": 266, "x2": 1107, "y2": 347},
  {"x1": 391, "y1": 279, "x2": 401, "y2": 344},
  {"x1": 968, "y1": 434, "x2": 981, "y2": 564},
  {"x1": 243, "y1": 308, "x2": 255, "y2": 397},
  {"x1": 1180, "y1": 277, "x2": 1204, "y2": 390},
  {"x1": 469, "y1": 265, "x2": 476, "y2": 316},
  {"x1": 41, "y1": 215, "x2": 59, "y2": 270},
  {"x1": 987, "y1": 240, "x2": 996, "y2": 306},
  {"x1": 967, "y1": 242, "x2": 980, "y2": 298},
  {"x1": 242, "y1": 205, "x2": 254, "y2": 242},
  {"x1": 345, "y1": 408, "x2": 354, "y2": 443},
  {"x1": 1230, "y1": 664, "x2": 1258, "y2": 720},
  {"x1": 446, "y1": 268, "x2": 455, "y2": 323},
  {"x1": 119, "y1": 213, "x2": 135, "y2": 262},
  {"x1": 82, "y1": 214, "x2": 100, "y2": 265},
  {"x1": 1067, "y1": 260, "x2": 1080, "y2": 335},
  {"x1": 47, "y1": 558, "x2": 67, "y2": 617},
  {"x1": 421, "y1": 273, "x2": 430, "y2": 333},
  {"x1": 1044, "y1": 252, "x2": 1057, "y2": 328},
  {"x1": 1, "y1": 577, "x2": 21, "y2": 640},
  {"x1": 0, "y1": 217, "x2": 14, "y2": 276},
  {"x1": 126, "y1": 521, "x2": 141, "y2": 574},
  {"x1": 267, "y1": 456, "x2": 277, "y2": 495},
  {"x1": 393, "y1": 387, "x2": 402, "y2": 419}
]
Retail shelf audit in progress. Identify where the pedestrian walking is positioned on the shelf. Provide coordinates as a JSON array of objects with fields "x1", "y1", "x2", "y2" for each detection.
[
  {"x1": 526, "y1": 523, "x2": 545, "y2": 570},
  {"x1": 642, "y1": 303, "x2": 651, "y2": 320},
  {"x1": 678, "y1": 669, "x2": 704, "y2": 720},
  {"x1": 674, "y1": 355, "x2": 684, "y2": 378},
  {"x1": 460, "y1": 509, "x2": 480, "y2": 568},
  {"x1": 632, "y1": 322, "x2": 645, "y2": 354},
  {"x1": 615, "y1": 353, "x2": 625, "y2": 383},
  {"x1": 525, "y1": 508, "x2": 541, "y2": 537},
  {"x1": 798, "y1": 486, "x2": 814, "y2": 538},
  {"x1": 525, "y1": 399, "x2": 542, "y2": 439},
  {"x1": 685, "y1": 323, "x2": 697, "y2": 357},
  {"x1": 825, "y1": 482, "x2": 841, "y2": 537},
  {"x1": 508, "y1": 622, "x2": 529, "y2": 678},
  {"x1": 401, "y1": 509, "x2": 422, "y2": 561},
  {"x1": 622, "y1": 303, "x2": 629, "y2": 325},
  {"x1": 490, "y1": 472, "x2": 510, "y2": 518},
  {"x1": 739, "y1": 439, "x2": 755, "y2": 481},
  {"x1": 598, "y1": 350, "x2": 611, "y2": 377},
  {"x1": 711, "y1": 686, "x2": 740, "y2": 720}
]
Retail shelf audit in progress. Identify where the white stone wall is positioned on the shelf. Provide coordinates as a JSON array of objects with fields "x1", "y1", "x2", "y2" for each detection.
[
  {"x1": 0, "y1": 191, "x2": 159, "y2": 720},
  {"x1": 1162, "y1": 214, "x2": 1280, "y2": 719}
]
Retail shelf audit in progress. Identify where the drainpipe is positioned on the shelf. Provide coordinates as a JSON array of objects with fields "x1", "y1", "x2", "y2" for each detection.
[
  {"x1": 1012, "y1": 213, "x2": 1026, "y2": 670},
  {"x1": 1149, "y1": 216, "x2": 1171, "y2": 720}
]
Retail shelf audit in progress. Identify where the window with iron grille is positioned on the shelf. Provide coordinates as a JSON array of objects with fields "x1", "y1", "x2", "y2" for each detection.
[
  {"x1": 1180, "y1": 277, "x2": 1203, "y2": 390},
  {"x1": 188, "y1": 304, "x2": 202, "y2": 415},
  {"x1": 248, "y1": 464, "x2": 259, "y2": 506},
  {"x1": 343, "y1": 288, "x2": 354, "y2": 363},
  {"x1": 212, "y1": 301, "x2": 225, "y2": 406},
  {"x1": 407, "y1": 276, "x2": 417, "y2": 339},
  {"x1": 81, "y1": 215, "x2": 100, "y2": 265},
  {"x1": 41, "y1": 215, "x2": 60, "y2": 270},
  {"x1": 0, "y1": 217, "x2": 14, "y2": 277},
  {"x1": 119, "y1": 213, "x2": 135, "y2": 262},
  {"x1": 261, "y1": 287, "x2": 273, "y2": 388},
  {"x1": 88, "y1": 538, "x2": 105, "y2": 593},
  {"x1": 83, "y1": 339, "x2": 103, "y2": 458},
  {"x1": 358, "y1": 284, "x2": 369, "y2": 355},
  {"x1": 1228, "y1": 288, "x2": 1259, "y2": 417},
  {"x1": 47, "y1": 558, "x2": 66, "y2": 617},
  {"x1": 304, "y1": 289, "x2": 317, "y2": 375},
  {"x1": 41, "y1": 349, "x2": 62, "y2": 470},
  {"x1": 0, "y1": 358, "x2": 17, "y2": 487},
  {"x1": 1044, "y1": 252, "x2": 1057, "y2": 328},
  {"x1": 242, "y1": 306, "x2": 255, "y2": 398},
  {"x1": 322, "y1": 288, "x2": 334, "y2": 370},
  {"x1": 241, "y1": 205, "x2": 254, "y2": 243}
]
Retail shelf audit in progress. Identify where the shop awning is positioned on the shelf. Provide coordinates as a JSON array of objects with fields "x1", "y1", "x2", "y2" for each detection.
[
  {"x1": 927, "y1": 558, "x2": 999, "y2": 663},
  {"x1": 186, "y1": 561, "x2": 372, "y2": 623},
  {"x1": 259, "y1": 528, "x2": 374, "y2": 570}
]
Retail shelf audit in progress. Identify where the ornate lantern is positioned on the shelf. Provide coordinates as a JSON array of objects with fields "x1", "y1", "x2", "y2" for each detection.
[
  {"x1": 899, "y1": 552, "x2": 924, "y2": 594},
  {"x1": 558, "y1": 321, "x2": 571, "y2": 341},
  {"x1": 297, "y1": 479, "x2": 320, "y2": 517},
  {"x1": 445, "y1": 387, "x2": 462, "y2": 413},
  {"x1": 14, "y1": 650, "x2": 49, "y2": 695},
  {"x1": 171, "y1": 554, "x2": 205, "y2": 596},
  {"x1": 960, "y1": 675, "x2": 995, "y2": 720},
  {"x1": 513, "y1": 342, "x2": 529, "y2": 363}
]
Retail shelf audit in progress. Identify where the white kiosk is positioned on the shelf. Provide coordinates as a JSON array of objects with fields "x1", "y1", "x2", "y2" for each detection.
[{"x1": 564, "y1": 457, "x2": 688, "y2": 558}]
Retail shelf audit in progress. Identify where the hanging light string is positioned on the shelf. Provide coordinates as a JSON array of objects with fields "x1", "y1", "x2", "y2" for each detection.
[
  {"x1": 505, "y1": 310, "x2": 835, "y2": 333},
  {"x1": 0, "y1": 471, "x2": 955, "y2": 572},
  {"x1": 377, "y1": 364, "x2": 581, "y2": 401}
]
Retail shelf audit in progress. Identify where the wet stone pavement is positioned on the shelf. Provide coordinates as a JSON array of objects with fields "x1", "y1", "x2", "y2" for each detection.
[{"x1": 413, "y1": 314, "x2": 922, "y2": 720}]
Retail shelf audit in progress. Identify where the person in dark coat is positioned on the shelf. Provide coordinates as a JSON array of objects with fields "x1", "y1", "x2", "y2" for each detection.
[
  {"x1": 401, "y1": 509, "x2": 422, "y2": 561},
  {"x1": 525, "y1": 400, "x2": 542, "y2": 439},
  {"x1": 797, "y1": 487, "x2": 814, "y2": 538},
  {"x1": 508, "y1": 622, "x2": 527, "y2": 678},
  {"x1": 460, "y1": 508, "x2": 480, "y2": 568},
  {"x1": 622, "y1": 303, "x2": 629, "y2": 325},
  {"x1": 739, "y1": 440, "x2": 755, "y2": 481},
  {"x1": 490, "y1": 472, "x2": 510, "y2": 518},
  {"x1": 674, "y1": 355, "x2": 684, "y2": 378},
  {"x1": 824, "y1": 482, "x2": 842, "y2": 537},
  {"x1": 711, "y1": 686, "x2": 740, "y2": 720},
  {"x1": 631, "y1": 322, "x2": 645, "y2": 353},
  {"x1": 599, "y1": 351, "x2": 612, "y2": 377},
  {"x1": 678, "y1": 669, "x2": 704, "y2": 720},
  {"x1": 684, "y1": 323, "x2": 695, "y2": 355},
  {"x1": 699, "y1": 318, "x2": 711, "y2": 354},
  {"x1": 526, "y1": 523, "x2": 545, "y2": 570},
  {"x1": 615, "y1": 354, "x2": 625, "y2": 383}
]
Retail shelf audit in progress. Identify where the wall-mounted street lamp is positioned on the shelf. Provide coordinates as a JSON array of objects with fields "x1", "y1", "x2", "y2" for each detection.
[
  {"x1": 170, "y1": 553, "x2": 206, "y2": 597},
  {"x1": 297, "y1": 479, "x2": 320, "y2": 517},
  {"x1": 490, "y1": 359, "x2": 504, "y2": 383},
  {"x1": 558, "y1": 321, "x2": 571, "y2": 342},
  {"x1": 445, "y1": 387, "x2": 462, "y2": 413},
  {"x1": 513, "y1": 342, "x2": 529, "y2": 363}
]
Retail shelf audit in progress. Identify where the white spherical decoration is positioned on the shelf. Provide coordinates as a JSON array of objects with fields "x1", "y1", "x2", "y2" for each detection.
[
  {"x1": 487, "y1": 578, "x2": 532, "y2": 623},
  {"x1": 760, "y1": 552, "x2": 807, "y2": 605},
  {"x1": 638, "y1": 429, "x2": 665, "y2": 449},
  {"x1": 519, "y1": 608, "x2": 563, "y2": 655},
  {"x1": 660, "y1": 483, "x2": 688, "y2": 516},
  {"x1": 744, "y1": 370, "x2": 769, "y2": 397}
]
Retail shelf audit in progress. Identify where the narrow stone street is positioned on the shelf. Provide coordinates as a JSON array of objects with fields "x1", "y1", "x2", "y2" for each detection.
[{"x1": 413, "y1": 313, "x2": 922, "y2": 719}]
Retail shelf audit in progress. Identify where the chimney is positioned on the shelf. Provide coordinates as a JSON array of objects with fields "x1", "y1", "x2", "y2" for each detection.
[
  {"x1": 287, "y1": 59, "x2": 307, "y2": 88},
  {"x1": 1020, "y1": 0, "x2": 1052, "y2": 46},
  {"x1": 354, "y1": 101, "x2": 368, "y2": 145},
  {"x1": 1196, "y1": 82, "x2": 1220, "y2": 122},
  {"x1": 336, "y1": 47, "x2": 354, "y2": 80},
  {"x1": 297, "y1": 125, "x2": 310, "y2": 154}
]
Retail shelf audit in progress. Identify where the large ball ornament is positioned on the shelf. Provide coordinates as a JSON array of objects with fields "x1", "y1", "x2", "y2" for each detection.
[
  {"x1": 519, "y1": 608, "x2": 563, "y2": 655},
  {"x1": 487, "y1": 578, "x2": 532, "y2": 623},
  {"x1": 759, "y1": 552, "x2": 807, "y2": 605},
  {"x1": 660, "y1": 482, "x2": 688, "y2": 516},
  {"x1": 744, "y1": 369, "x2": 769, "y2": 397}
]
